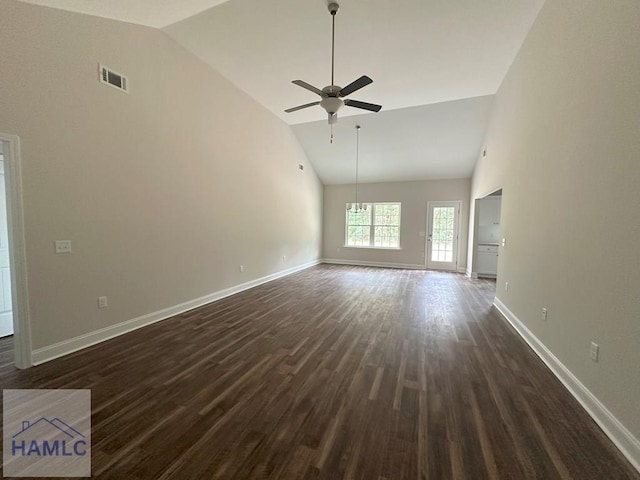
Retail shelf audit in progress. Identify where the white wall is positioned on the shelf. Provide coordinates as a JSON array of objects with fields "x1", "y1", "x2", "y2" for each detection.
[
  {"x1": 0, "y1": 1, "x2": 322, "y2": 354},
  {"x1": 324, "y1": 179, "x2": 470, "y2": 270},
  {"x1": 469, "y1": 0, "x2": 640, "y2": 463}
]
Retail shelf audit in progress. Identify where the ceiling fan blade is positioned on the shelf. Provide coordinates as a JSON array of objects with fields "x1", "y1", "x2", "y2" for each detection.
[
  {"x1": 284, "y1": 101, "x2": 321, "y2": 113},
  {"x1": 292, "y1": 80, "x2": 325, "y2": 96},
  {"x1": 344, "y1": 99, "x2": 382, "y2": 112},
  {"x1": 339, "y1": 75, "x2": 373, "y2": 97}
]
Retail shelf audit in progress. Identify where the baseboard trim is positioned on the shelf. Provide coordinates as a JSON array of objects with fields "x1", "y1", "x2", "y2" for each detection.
[
  {"x1": 493, "y1": 297, "x2": 640, "y2": 473},
  {"x1": 31, "y1": 259, "x2": 322, "y2": 366},
  {"x1": 322, "y1": 258, "x2": 424, "y2": 270}
]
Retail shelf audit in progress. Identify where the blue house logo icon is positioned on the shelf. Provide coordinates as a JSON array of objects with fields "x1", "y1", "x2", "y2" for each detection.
[{"x1": 12, "y1": 417, "x2": 88, "y2": 457}]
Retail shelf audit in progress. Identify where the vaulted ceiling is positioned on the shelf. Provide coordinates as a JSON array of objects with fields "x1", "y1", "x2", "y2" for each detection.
[{"x1": 19, "y1": 0, "x2": 546, "y2": 184}]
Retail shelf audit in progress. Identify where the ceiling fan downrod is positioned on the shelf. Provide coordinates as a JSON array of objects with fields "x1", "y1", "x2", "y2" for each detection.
[{"x1": 329, "y1": 2, "x2": 339, "y2": 86}]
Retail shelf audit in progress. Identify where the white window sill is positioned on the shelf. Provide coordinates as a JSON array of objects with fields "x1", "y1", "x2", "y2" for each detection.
[{"x1": 343, "y1": 245, "x2": 402, "y2": 250}]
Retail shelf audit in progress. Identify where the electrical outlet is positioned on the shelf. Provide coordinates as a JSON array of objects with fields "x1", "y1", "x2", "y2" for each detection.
[
  {"x1": 505, "y1": 281, "x2": 509, "y2": 292},
  {"x1": 55, "y1": 240, "x2": 72, "y2": 254},
  {"x1": 541, "y1": 307, "x2": 548, "y2": 321},
  {"x1": 239, "y1": 265, "x2": 244, "y2": 273},
  {"x1": 590, "y1": 342, "x2": 599, "y2": 362},
  {"x1": 97, "y1": 296, "x2": 108, "y2": 309},
  {"x1": 501, "y1": 238, "x2": 506, "y2": 247}
]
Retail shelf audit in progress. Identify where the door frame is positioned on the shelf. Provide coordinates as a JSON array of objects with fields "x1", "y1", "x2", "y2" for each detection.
[
  {"x1": 0, "y1": 133, "x2": 32, "y2": 369},
  {"x1": 425, "y1": 201, "x2": 461, "y2": 271},
  {"x1": 470, "y1": 187, "x2": 503, "y2": 278}
]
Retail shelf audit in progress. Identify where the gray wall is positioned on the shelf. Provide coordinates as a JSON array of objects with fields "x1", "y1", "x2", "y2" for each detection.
[
  {"x1": 323, "y1": 179, "x2": 470, "y2": 270},
  {"x1": 469, "y1": 0, "x2": 640, "y2": 449},
  {"x1": 0, "y1": 1, "x2": 323, "y2": 351}
]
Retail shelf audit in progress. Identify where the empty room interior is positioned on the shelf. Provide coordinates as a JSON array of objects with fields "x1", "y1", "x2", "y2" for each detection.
[{"x1": 0, "y1": 0, "x2": 639, "y2": 478}]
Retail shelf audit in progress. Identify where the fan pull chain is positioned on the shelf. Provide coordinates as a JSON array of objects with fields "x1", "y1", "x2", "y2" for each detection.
[{"x1": 330, "y1": 123, "x2": 334, "y2": 144}]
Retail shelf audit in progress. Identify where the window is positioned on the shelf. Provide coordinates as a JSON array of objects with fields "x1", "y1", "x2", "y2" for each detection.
[{"x1": 345, "y1": 203, "x2": 401, "y2": 248}]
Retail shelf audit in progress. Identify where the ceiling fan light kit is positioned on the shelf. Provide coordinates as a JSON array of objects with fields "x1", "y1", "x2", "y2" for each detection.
[{"x1": 284, "y1": 2, "x2": 382, "y2": 128}]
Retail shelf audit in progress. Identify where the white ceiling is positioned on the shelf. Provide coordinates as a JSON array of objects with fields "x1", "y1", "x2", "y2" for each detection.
[
  {"x1": 292, "y1": 95, "x2": 494, "y2": 184},
  {"x1": 17, "y1": 0, "x2": 232, "y2": 28},
  {"x1": 18, "y1": 0, "x2": 545, "y2": 184},
  {"x1": 164, "y1": 0, "x2": 544, "y2": 125}
]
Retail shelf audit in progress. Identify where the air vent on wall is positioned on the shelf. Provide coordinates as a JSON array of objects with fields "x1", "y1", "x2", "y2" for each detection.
[{"x1": 99, "y1": 64, "x2": 128, "y2": 93}]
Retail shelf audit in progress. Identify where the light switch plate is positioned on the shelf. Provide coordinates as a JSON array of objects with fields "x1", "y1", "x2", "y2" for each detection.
[{"x1": 55, "y1": 240, "x2": 72, "y2": 254}]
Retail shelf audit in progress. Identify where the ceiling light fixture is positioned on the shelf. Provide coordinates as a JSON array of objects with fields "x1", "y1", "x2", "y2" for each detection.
[
  {"x1": 284, "y1": 2, "x2": 382, "y2": 143},
  {"x1": 347, "y1": 125, "x2": 366, "y2": 213}
]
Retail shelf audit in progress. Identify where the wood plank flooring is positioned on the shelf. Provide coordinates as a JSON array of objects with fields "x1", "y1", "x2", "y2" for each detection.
[{"x1": 0, "y1": 265, "x2": 638, "y2": 479}]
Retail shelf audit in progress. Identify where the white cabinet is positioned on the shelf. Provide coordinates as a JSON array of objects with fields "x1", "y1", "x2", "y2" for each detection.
[
  {"x1": 478, "y1": 197, "x2": 501, "y2": 226},
  {"x1": 493, "y1": 200, "x2": 501, "y2": 225},
  {"x1": 477, "y1": 245, "x2": 498, "y2": 277}
]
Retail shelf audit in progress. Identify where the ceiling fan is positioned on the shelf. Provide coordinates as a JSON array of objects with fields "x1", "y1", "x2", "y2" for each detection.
[{"x1": 284, "y1": 2, "x2": 382, "y2": 125}]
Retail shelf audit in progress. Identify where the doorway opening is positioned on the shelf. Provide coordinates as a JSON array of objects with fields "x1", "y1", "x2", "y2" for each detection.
[
  {"x1": 426, "y1": 201, "x2": 461, "y2": 271},
  {"x1": 0, "y1": 133, "x2": 31, "y2": 369},
  {"x1": 470, "y1": 189, "x2": 503, "y2": 282}
]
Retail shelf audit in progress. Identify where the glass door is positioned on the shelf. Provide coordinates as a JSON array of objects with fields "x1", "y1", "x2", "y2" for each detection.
[{"x1": 426, "y1": 201, "x2": 461, "y2": 271}]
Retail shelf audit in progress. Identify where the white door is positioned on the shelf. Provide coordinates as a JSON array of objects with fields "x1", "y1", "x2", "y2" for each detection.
[
  {"x1": 0, "y1": 158, "x2": 12, "y2": 337},
  {"x1": 426, "y1": 201, "x2": 461, "y2": 271}
]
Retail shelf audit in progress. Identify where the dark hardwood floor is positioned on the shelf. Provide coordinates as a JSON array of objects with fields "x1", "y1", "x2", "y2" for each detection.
[{"x1": 0, "y1": 265, "x2": 637, "y2": 479}]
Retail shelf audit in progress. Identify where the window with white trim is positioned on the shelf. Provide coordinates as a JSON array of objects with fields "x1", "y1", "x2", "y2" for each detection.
[{"x1": 345, "y1": 203, "x2": 401, "y2": 248}]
